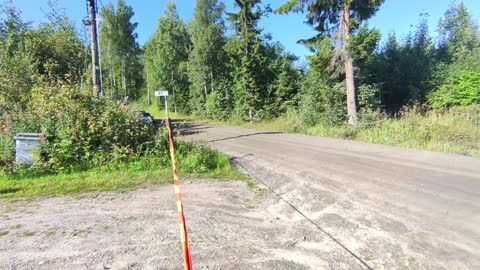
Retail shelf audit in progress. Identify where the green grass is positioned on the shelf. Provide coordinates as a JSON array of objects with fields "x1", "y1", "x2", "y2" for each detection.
[
  {"x1": 306, "y1": 110, "x2": 480, "y2": 157},
  {"x1": 0, "y1": 168, "x2": 168, "y2": 199},
  {"x1": 0, "y1": 101, "x2": 248, "y2": 199},
  {"x1": 177, "y1": 108, "x2": 480, "y2": 157},
  {"x1": 136, "y1": 103, "x2": 194, "y2": 121},
  {"x1": 0, "y1": 152, "x2": 245, "y2": 199}
]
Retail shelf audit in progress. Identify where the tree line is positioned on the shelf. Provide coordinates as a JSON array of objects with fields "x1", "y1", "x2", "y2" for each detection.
[{"x1": 1, "y1": 0, "x2": 479, "y2": 127}]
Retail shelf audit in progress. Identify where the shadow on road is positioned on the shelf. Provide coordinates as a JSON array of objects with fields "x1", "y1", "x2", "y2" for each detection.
[{"x1": 207, "y1": 131, "x2": 282, "y2": 143}]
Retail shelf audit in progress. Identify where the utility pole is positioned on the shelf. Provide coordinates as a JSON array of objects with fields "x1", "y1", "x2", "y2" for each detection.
[
  {"x1": 87, "y1": 0, "x2": 102, "y2": 97},
  {"x1": 96, "y1": 18, "x2": 103, "y2": 97}
]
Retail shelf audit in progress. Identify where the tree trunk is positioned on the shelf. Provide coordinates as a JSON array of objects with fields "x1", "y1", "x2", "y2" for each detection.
[
  {"x1": 210, "y1": 70, "x2": 215, "y2": 93},
  {"x1": 108, "y1": 43, "x2": 114, "y2": 98},
  {"x1": 146, "y1": 70, "x2": 150, "y2": 106},
  {"x1": 341, "y1": 5, "x2": 358, "y2": 125},
  {"x1": 122, "y1": 59, "x2": 126, "y2": 101},
  {"x1": 171, "y1": 71, "x2": 177, "y2": 113},
  {"x1": 173, "y1": 86, "x2": 177, "y2": 114}
]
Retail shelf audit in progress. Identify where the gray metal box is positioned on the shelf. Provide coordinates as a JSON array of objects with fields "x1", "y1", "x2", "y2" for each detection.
[{"x1": 13, "y1": 133, "x2": 47, "y2": 165}]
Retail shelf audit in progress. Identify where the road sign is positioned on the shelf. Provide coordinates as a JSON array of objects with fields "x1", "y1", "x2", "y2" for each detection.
[{"x1": 155, "y1": 90, "x2": 169, "y2": 97}]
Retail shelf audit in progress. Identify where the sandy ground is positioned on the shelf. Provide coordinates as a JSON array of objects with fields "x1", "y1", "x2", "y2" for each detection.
[
  {"x1": 2, "y1": 122, "x2": 480, "y2": 270},
  {"x1": 180, "y1": 123, "x2": 480, "y2": 270},
  {"x1": 0, "y1": 179, "x2": 364, "y2": 270}
]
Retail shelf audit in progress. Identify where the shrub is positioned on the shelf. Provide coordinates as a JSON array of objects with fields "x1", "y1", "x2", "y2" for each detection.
[
  {"x1": 428, "y1": 69, "x2": 480, "y2": 109},
  {"x1": 299, "y1": 72, "x2": 346, "y2": 127},
  {"x1": 24, "y1": 82, "x2": 155, "y2": 172},
  {"x1": 357, "y1": 84, "x2": 383, "y2": 127},
  {"x1": 2, "y1": 80, "x2": 235, "y2": 178}
]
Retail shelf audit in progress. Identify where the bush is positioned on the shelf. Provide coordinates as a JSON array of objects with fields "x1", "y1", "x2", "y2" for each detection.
[
  {"x1": 19, "y1": 81, "x2": 154, "y2": 173},
  {"x1": 299, "y1": 72, "x2": 346, "y2": 127},
  {"x1": 357, "y1": 84, "x2": 383, "y2": 127},
  {"x1": 428, "y1": 69, "x2": 480, "y2": 109},
  {"x1": 2, "y1": 81, "x2": 232, "y2": 177}
]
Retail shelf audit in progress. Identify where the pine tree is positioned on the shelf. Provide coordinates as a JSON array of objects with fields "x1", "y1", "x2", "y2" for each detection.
[
  {"x1": 188, "y1": 0, "x2": 228, "y2": 115},
  {"x1": 227, "y1": 0, "x2": 267, "y2": 121},
  {"x1": 144, "y1": 1, "x2": 190, "y2": 113},
  {"x1": 437, "y1": 3, "x2": 480, "y2": 73},
  {"x1": 277, "y1": 0, "x2": 385, "y2": 125}
]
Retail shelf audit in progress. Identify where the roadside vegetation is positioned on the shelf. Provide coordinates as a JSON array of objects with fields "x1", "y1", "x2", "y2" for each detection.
[
  {"x1": 213, "y1": 107, "x2": 479, "y2": 157},
  {"x1": 139, "y1": 1, "x2": 480, "y2": 157},
  {"x1": 0, "y1": 1, "x2": 246, "y2": 199},
  {"x1": 1, "y1": 1, "x2": 479, "y2": 196},
  {"x1": 0, "y1": 83, "x2": 240, "y2": 198}
]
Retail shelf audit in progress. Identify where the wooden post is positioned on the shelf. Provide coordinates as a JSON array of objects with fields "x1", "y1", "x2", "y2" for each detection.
[
  {"x1": 88, "y1": 0, "x2": 102, "y2": 97},
  {"x1": 165, "y1": 118, "x2": 193, "y2": 270}
]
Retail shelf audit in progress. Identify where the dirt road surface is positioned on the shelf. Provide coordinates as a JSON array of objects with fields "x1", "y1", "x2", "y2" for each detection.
[
  {"x1": 1, "y1": 180, "x2": 331, "y2": 270},
  {"x1": 1, "y1": 123, "x2": 479, "y2": 270},
  {"x1": 180, "y1": 123, "x2": 480, "y2": 270}
]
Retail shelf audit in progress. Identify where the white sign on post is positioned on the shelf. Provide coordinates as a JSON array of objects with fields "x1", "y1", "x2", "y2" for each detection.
[
  {"x1": 155, "y1": 90, "x2": 170, "y2": 118},
  {"x1": 155, "y1": 90, "x2": 169, "y2": 97}
]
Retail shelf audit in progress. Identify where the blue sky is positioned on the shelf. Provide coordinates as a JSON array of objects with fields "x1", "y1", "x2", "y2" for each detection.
[{"x1": 6, "y1": 0, "x2": 480, "y2": 59}]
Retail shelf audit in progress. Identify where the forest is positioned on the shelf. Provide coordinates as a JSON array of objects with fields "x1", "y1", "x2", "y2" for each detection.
[{"x1": 1, "y1": 0, "x2": 480, "y2": 179}]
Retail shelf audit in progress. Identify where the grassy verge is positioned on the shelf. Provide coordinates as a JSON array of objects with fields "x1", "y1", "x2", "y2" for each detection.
[
  {"x1": 0, "y1": 168, "x2": 169, "y2": 199},
  {"x1": 305, "y1": 110, "x2": 480, "y2": 157},
  {"x1": 170, "y1": 108, "x2": 480, "y2": 157},
  {"x1": 0, "y1": 150, "x2": 244, "y2": 199}
]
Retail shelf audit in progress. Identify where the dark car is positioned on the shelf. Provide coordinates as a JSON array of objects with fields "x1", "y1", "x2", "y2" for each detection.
[
  {"x1": 136, "y1": 111, "x2": 164, "y2": 131},
  {"x1": 137, "y1": 111, "x2": 154, "y2": 122}
]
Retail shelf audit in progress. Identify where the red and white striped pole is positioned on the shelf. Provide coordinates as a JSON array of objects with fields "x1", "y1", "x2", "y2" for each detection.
[{"x1": 165, "y1": 117, "x2": 193, "y2": 270}]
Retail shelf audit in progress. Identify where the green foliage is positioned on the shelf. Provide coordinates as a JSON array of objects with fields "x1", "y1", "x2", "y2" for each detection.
[
  {"x1": 367, "y1": 15, "x2": 436, "y2": 113},
  {"x1": 100, "y1": 0, "x2": 143, "y2": 100},
  {"x1": 144, "y1": 1, "x2": 190, "y2": 113},
  {"x1": 357, "y1": 84, "x2": 382, "y2": 127},
  {"x1": 1, "y1": 80, "x2": 239, "y2": 186},
  {"x1": 188, "y1": 0, "x2": 228, "y2": 115},
  {"x1": 227, "y1": 0, "x2": 268, "y2": 121},
  {"x1": 23, "y1": 81, "x2": 154, "y2": 173},
  {"x1": 350, "y1": 26, "x2": 381, "y2": 67},
  {"x1": 299, "y1": 70, "x2": 346, "y2": 126},
  {"x1": 27, "y1": 27, "x2": 86, "y2": 82},
  {"x1": 276, "y1": 0, "x2": 386, "y2": 126},
  {"x1": 349, "y1": 25, "x2": 380, "y2": 82},
  {"x1": 428, "y1": 69, "x2": 480, "y2": 109},
  {"x1": 305, "y1": 107, "x2": 480, "y2": 156},
  {"x1": 437, "y1": 3, "x2": 480, "y2": 66},
  {"x1": 0, "y1": 149, "x2": 241, "y2": 198},
  {"x1": 205, "y1": 83, "x2": 233, "y2": 121},
  {"x1": 276, "y1": 0, "x2": 385, "y2": 34},
  {"x1": 0, "y1": 4, "x2": 35, "y2": 111},
  {"x1": 0, "y1": 2, "x2": 87, "y2": 111},
  {"x1": 269, "y1": 47, "x2": 301, "y2": 115}
]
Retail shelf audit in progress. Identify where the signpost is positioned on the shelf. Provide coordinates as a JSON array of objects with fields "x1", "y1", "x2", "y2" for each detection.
[{"x1": 155, "y1": 90, "x2": 169, "y2": 118}]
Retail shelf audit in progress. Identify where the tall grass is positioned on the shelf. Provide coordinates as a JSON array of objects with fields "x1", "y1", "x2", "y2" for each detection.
[
  {"x1": 184, "y1": 107, "x2": 480, "y2": 157},
  {"x1": 135, "y1": 100, "x2": 480, "y2": 157},
  {"x1": 306, "y1": 108, "x2": 480, "y2": 157}
]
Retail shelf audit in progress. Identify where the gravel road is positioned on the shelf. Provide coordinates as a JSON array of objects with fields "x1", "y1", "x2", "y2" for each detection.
[
  {"x1": 1, "y1": 123, "x2": 479, "y2": 270},
  {"x1": 180, "y1": 123, "x2": 480, "y2": 270}
]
